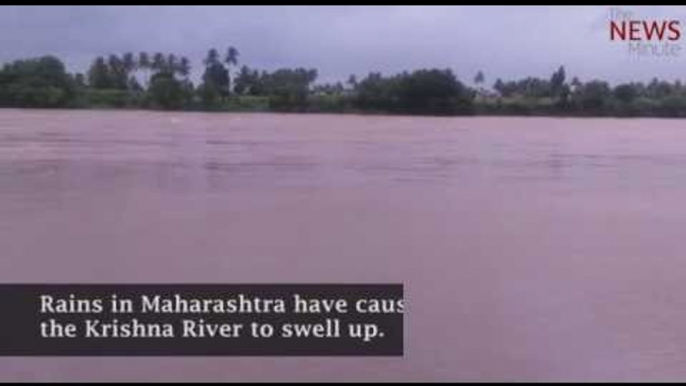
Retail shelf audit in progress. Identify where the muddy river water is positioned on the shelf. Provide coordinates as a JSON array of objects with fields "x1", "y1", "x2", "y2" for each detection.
[{"x1": 2, "y1": 110, "x2": 686, "y2": 381}]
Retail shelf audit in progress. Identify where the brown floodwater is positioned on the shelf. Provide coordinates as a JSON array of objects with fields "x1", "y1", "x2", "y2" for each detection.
[{"x1": 2, "y1": 109, "x2": 686, "y2": 381}]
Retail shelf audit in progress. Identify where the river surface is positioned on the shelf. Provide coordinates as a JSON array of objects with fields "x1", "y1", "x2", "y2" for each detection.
[{"x1": 2, "y1": 109, "x2": 686, "y2": 381}]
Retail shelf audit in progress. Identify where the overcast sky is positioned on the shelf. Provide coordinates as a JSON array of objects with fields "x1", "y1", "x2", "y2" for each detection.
[{"x1": 2, "y1": 6, "x2": 686, "y2": 86}]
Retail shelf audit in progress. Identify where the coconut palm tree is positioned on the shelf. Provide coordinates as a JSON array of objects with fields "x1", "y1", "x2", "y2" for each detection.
[
  {"x1": 225, "y1": 47, "x2": 240, "y2": 93},
  {"x1": 138, "y1": 52, "x2": 151, "y2": 87},
  {"x1": 152, "y1": 52, "x2": 166, "y2": 75},
  {"x1": 167, "y1": 54, "x2": 178, "y2": 75},
  {"x1": 225, "y1": 46, "x2": 239, "y2": 67},
  {"x1": 107, "y1": 54, "x2": 127, "y2": 89},
  {"x1": 204, "y1": 48, "x2": 220, "y2": 66},
  {"x1": 179, "y1": 56, "x2": 191, "y2": 80},
  {"x1": 347, "y1": 74, "x2": 357, "y2": 90},
  {"x1": 138, "y1": 52, "x2": 150, "y2": 70},
  {"x1": 122, "y1": 52, "x2": 136, "y2": 75}
]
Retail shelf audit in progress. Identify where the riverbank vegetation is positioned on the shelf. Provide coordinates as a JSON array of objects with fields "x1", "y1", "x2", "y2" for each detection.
[{"x1": 2, "y1": 48, "x2": 686, "y2": 117}]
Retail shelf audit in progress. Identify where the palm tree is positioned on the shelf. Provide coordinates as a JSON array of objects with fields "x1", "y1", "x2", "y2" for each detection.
[
  {"x1": 138, "y1": 52, "x2": 150, "y2": 70},
  {"x1": 204, "y1": 48, "x2": 220, "y2": 66},
  {"x1": 570, "y1": 77, "x2": 582, "y2": 94},
  {"x1": 179, "y1": 56, "x2": 191, "y2": 79},
  {"x1": 474, "y1": 70, "x2": 485, "y2": 85},
  {"x1": 347, "y1": 74, "x2": 357, "y2": 90},
  {"x1": 224, "y1": 47, "x2": 240, "y2": 93},
  {"x1": 307, "y1": 69, "x2": 318, "y2": 83},
  {"x1": 107, "y1": 54, "x2": 121, "y2": 72},
  {"x1": 474, "y1": 70, "x2": 486, "y2": 99},
  {"x1": 122, "y1": 52, "x2": 136, "y2": 90},
  {"x1": 87, "y1": 56, "x2": 111, "y2": 89},
  {"x1": 225, "y1": 46, "x2": 239, "y2": 67},
  {"x1": 107, "y1": 54, "x2": 126, "y2": 89},
  {"x1": 152, "y1": 52, "x2": 165, "y2": 75},
  {"x1": 138, "y1": 52, "x2": 151, "y2": 87},
  {"x1": 123, "y1": 52, "x2": 136, "y2": 74},
  {"x1": 167, "y1": 54, "x2": 178, "y2": 75}
]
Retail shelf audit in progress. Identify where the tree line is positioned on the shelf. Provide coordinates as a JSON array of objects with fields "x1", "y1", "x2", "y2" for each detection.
[{"x1": 2, "y1": 48, "x2": 686, "y2": 117}]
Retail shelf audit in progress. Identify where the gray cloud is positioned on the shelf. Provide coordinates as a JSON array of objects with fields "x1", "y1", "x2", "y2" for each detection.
[{"x1": 1, "y1": 6, "x2": 686, "y2": 85}]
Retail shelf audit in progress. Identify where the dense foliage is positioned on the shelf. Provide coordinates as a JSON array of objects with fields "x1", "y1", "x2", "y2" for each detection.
[
  {"x1": 2, "y1": 50, "x2": 686, "y2": 117},
  {"x1": 0, "y1": 56, "x2": 76, "y2": 108}
]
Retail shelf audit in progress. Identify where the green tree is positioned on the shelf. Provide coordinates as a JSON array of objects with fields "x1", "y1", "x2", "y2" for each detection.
[
  {"x1": 550, "y1": 65, "x2": 566, "y2": 97},
  {"x1": 0, "y1": 56, "x2": 75, "y2": 108},
  {"x1": 474, "y1": 71, "x2": 485, "y2": 85},
  {"x1": 123, "y1": 53, "x2": 136, "y2": 75},
  {"x1": 260, "y1": 68, "x2": 318, "y2": 111},
  {"x1": 355, "y1": 69, "x2": 472, "y2": 115},
  {"x1": 574, "y1": 80, "x2": 611, "y2": 113},
  {"x1": 167, "y1": 54, "x2": 178, "y2": 75},
  {"x1": 148, "y1": 72, "x2": 185, "y2": 110},
  {"x1": 204, "y1": 49, "x2": 220, "y2": 66},
  {"x1": 614, "y1": 83, "x2": 638, "y2": 104},
  {"x1": 87, "y1": 57, "x2": 112, "y2": 89},
  {"x1": 73, "y1": 73, "x2": 86, "y2": 89},
  {"x1": 234, "y1": 65, "x2": 257, "y2": 95},
  {"x1": 199, "y1": 48, "x2": 229, "y2": 105},
  {"x1": 225, "y1": 46, "x2": 239, "y2": 92},
  {"x1": 107, "y1": 54, "x2": 128, "y2": 89},
  {"x1": 225, "y1": 46, "x2": 239, "y2": 67},
  {"x1": 137, "y1": 52, "x2": 151, "y2": 87},
  {"x1": 493, "y1": 78, "x2": 505, "y2": 96},
  {"x1": 152, "y1": 52, "x2": 166, "y2": 74},
  {"x1": 347, "y1": 74, "x2": 358, "y2": 90},
  {"x1": 179, "y1": 56, "x2": 191, "y2": 79},
  {"x1": 138, "y1": 52, "x2": 150, "y2": 70}
]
